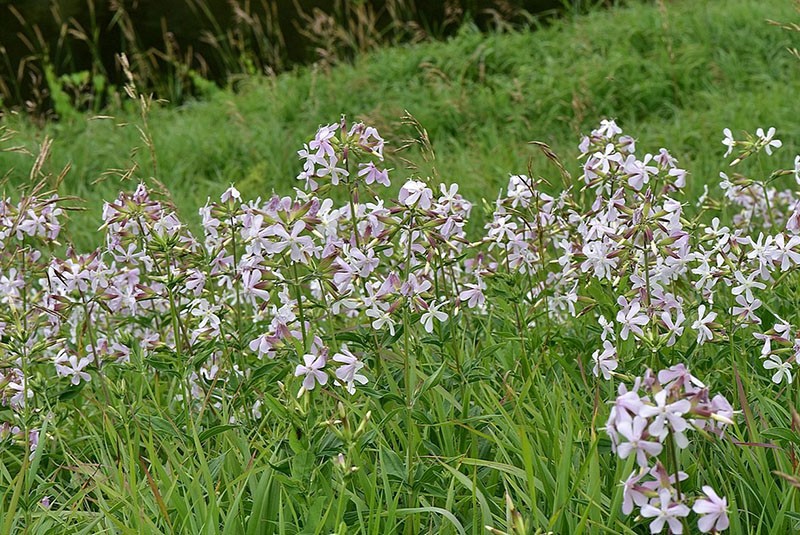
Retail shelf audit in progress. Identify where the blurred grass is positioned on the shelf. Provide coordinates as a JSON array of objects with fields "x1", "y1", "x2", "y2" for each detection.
[{"x1": 1, "y1": 0, "x2": 799, "y2": 247}]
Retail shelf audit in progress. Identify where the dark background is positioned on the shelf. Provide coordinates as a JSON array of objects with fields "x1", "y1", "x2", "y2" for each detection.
[{"x1": 0, "y1": 0, "x2": 570, "y2": 113}]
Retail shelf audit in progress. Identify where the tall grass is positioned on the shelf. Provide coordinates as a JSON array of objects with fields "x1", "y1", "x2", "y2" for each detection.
[
  {"x1": 0, "y1": 0, "x2": 564, "y2": 118},
  {"x1": 2, "y1": 0, "x2": 797, "y2": 248}
]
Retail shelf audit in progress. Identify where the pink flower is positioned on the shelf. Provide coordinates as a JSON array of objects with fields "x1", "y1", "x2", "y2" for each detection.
[
  {"x1": 623, "y1": 154, "x2": 658, "y2": 191},
  {"x1": 693, "y1": 486, "x2": 729, "y2": 533},
  {"x1": 309, "y1": 123, "x2": 337, "y2": 158},
  {"x1": 640, "y1": 489, "x2": 690, "y2": 534},
  {"x1": 350, "y1": 247, "x2": 379, "y2": 277},
  {"x1": 616, "y1": 416, "x2": 663, "y2": 467},
  {"x1": 242, "y1": 269, "x2": 271, "y2": 301},
  {"x1": 332, "y1": 344, "x2": 368, "y2": 394},
  {"x1": 272, "y1": 221, "x2": 317, "y2": 263},
  {"x1": 249, "y1": 333, "x2": 278, "y2": 359},
  {"x1": 357, "y1": 162, "x2": 390, "y2": 187},
  {"x1": 220, "y1": 185, "x2": 241, "y2": 203},
  {"x1": 399, "y1": 180, "x2": 433, "y2": 210},
  {"x1": 592, "y1": 340, "x2": 617, "y2": 380},
  {"x1": 657, "y1": 364, "x2": 704, "y2": 394},
  {"x1": 294, "y1": 353, "x2": 328, "y2": 393},
  {"x1": 621, "y1": 468, "x2": 650, "y2": 515},
  {"x1": 459, "y1": 279, "x2": 486, "y2": 309}
]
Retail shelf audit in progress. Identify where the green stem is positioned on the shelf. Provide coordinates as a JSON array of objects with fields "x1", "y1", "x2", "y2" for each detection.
[{"x1": 291, "y1": 262, "x2": 309, "y2": 351}]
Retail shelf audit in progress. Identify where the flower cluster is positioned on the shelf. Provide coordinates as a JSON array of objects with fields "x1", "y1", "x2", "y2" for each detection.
[
  {"x1": 4, "y1": 116, "x2": 800, "y2": 531},
  {"x1": 8, "y1": 119, "x2": 791, "y2": 426},
  {"x1": 559, "y1": 123, "x2": 800, "y2": 395},
  {"x1": 297, "y1": 119, "x2": 389, "y2": 191},
  {"x1": 607, "y1": 365, "x2": 733, "y2": 533}
]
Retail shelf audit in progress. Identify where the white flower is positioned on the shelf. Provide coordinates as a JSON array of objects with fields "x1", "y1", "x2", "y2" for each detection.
[
  {"x1": 721, "y1": 128, "x2": 735, "y2": 157},
  {"x1": 639, "y1": 390, "x2": 691, "y2": 445},
  {"x1": 591, "y1": 340, "x2": 617, "y2": 380},
  {"x1": 420, "y1": 300, "x2": 448, "y2": 333},
  {"x1": 640, "y1": 488, "x2": 691, "y2": 534},
  {"x1": 332, "y1": 344, "x2": 368, "y2": 394},
  {"x1": 692, "y1": 305, "x2": 717, "y2": 345},
  {"x1": 661, "y1": 309, "x2": 685, "y2": 347},
  {"x1": 731, "y1": 294, "x2": 761, "y2": 324},
  {"x1": 598, "y1": 315, "x2": 616, "y2": 342},
  {"x1": 366, "y1": 304, "x2": 396, "y2": 335},
  {"x1": 794, "y1": 155, "x2": 800, "y2": 185},
  {"x1": 54, "y1": 350, "x2": 92, "y2": 385},
  {"x1": 592, "y1": 143, "x2": 622, "y2": 174},
  {"x1": 189, "y1": 298, "x2": 221, "y2": 333},
  {"x1": 756, "y1": 127, "x2": 782, "y2": 155},
  {"x1": 731, "y1": 270, "x2": 765, "y2": 304},
  {"x1": 251, "y1": 400, "x2": 263, "y2": 420},
  {"x1": 597, "y1": 119, "x2": 622, "y2": 138},
  {"x1": 763, "y1": 354, "x2": 792, "y2": 384},
  {"x1": 616, "y1": 298, "x2": 649, "y2": 341}
]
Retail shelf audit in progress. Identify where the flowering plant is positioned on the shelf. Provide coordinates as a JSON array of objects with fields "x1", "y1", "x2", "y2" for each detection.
[{"x1": 4, "y1": 115, "x2": 800, "y2": 533}]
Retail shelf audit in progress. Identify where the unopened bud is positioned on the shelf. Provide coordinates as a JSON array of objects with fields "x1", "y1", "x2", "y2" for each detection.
[
  {"x1": 710, "y1": 412, "x2": 735, "y2": 426},
  {"x1": 355, "y1": 410, "x2": 372, "y2": 437}
]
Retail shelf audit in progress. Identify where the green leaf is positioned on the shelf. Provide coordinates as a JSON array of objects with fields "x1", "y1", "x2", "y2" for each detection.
[
  {"x1": 413, "y1": 361, "x2": 447, "y2": 403},
  {"x1": 59, "y1": 383, "x2": 86, "y2": 401},
  {"x1": 381, "y1": 447, "x2": 407, "y2": 483},
  {"x1": 394, "y1": 507, "x2": 466, "y2": 535},
  {"x1": 761, "y1": 427, "x2": 800, "y2": 446},
  {"x1": 198, "y1": 424, "x2": 238, "y2": 442}
]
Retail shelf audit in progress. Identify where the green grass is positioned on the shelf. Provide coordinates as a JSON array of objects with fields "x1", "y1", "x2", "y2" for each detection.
[{"x1": 2, "y1": 0, "x2": 799, "y2": 247}]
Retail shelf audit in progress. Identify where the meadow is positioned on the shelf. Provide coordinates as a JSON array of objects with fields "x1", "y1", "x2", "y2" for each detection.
[
  {"x1": 3, "y1": 0, "x2": 799, "y2": 246},
  {"x1": 1, "y1": 0, "x2": 800, "y2": 533}
]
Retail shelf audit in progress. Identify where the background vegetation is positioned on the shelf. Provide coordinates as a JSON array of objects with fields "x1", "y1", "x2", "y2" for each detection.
[
  {"x1": 2, "y1": 0, "x2": 798, "y2": 248},
  {"x1": 0, "y1": 0, "x2": 568, "y2": 114}
]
